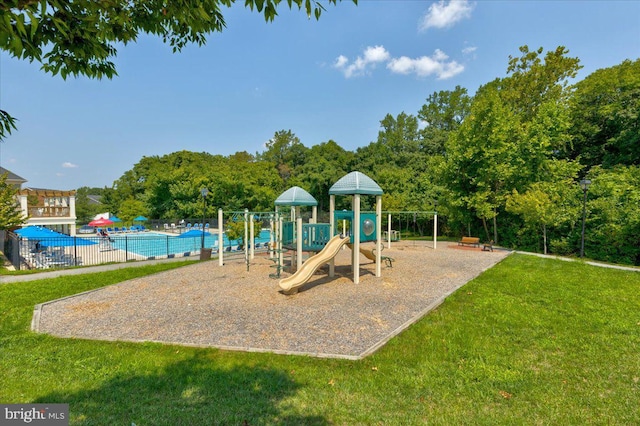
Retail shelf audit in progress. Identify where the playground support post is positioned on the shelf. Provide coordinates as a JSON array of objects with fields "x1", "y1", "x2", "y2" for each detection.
[
  {"x1": 353, "y1": 194, "x2": 361, "y2": 284},
  {"x1": 329, "y1": 194, "x2": 336, "y2": 278},
  {"x1": 218, "y1": 208, "x2": 224, "y2": 266},
  {"x1": 250, "y1": 216, "x2": 255, "y2": 260},
  {"x1": 269, "y1": 213, "x2": 274, "y2": 258},
  {"x1": 387, "y1": 213, "x2": 392, "y2": 248},
  {"x1": 375, "y1": 195, "x2": 381, "y2": 278},
  {"x1": 433, "y1": 212, "x2": 438, "y2": 250},
  {"x1": 200, "y1": 187, "x2": 208, "y2": 252},
  {"x1": 244, "y1": 209, "x2": 249, "y2": 271},
  {"x1": 296, "y1": 217, "x2": 303, "y2": 271},
  {"x1": 278, "y1": 214, "x2": 284, "y2": 268}
]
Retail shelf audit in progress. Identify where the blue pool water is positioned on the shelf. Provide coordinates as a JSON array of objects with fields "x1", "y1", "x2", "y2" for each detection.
[{"x1": 109, "y1": 231, "x2": 272, "y2": 258}]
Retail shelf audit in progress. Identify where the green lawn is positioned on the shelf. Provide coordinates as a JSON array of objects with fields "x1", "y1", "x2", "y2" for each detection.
[{"x1": 1, "y1": 255, "x2": 639, "y2": 425}]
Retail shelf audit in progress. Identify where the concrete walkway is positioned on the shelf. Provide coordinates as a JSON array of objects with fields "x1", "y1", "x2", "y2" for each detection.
[
  {"x1": 0, "y1": 254, "x2": 201, "y2": 284},
  {"x1": 515, "y1": 250, "x2": 640, "y2": 272}
]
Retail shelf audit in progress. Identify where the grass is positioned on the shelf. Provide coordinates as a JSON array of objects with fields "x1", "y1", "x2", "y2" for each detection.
[{"x1": 1, "y1": 255, "x2": 639, "y2": 425}]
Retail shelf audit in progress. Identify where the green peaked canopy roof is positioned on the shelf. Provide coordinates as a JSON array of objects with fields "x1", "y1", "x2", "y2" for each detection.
[
  {"x1": 329, "y1": 171, "x2": 383, "y2": 195},
  {"x1": 275, "y1": 186, "x2": 318, "y2": 206}
]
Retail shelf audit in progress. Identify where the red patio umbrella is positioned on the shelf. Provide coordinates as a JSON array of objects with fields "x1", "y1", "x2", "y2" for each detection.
[{"x1": 88, "y1": 217, "x2": 114, "y2": 227}]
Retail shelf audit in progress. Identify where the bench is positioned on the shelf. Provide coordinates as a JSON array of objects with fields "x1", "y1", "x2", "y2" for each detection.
[
  {"x1": 458, "y1": 236, "x2": 480, "y2": 247},
  {"x1": 482, "y1": 240, "x2": 494, "y2": 252}
]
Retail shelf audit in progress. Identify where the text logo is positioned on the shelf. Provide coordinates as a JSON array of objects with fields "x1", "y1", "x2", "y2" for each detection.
[{"x1": 1, "y1": 404, "x2": 68, "y2": 425}]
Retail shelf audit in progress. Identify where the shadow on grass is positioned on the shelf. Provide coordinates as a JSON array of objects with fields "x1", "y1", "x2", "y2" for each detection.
[{"x1": 35, "y1": 351, "x2": 326, "y2": 425}]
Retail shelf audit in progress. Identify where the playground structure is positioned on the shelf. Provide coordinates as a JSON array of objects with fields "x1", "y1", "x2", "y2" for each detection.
[
  {"x1": 273, "y1": 186, "x2": 319, "y2": 275},
  {"x1": 277, "y1": 171, "x2": 385, "y2": 294},
  {"x1": 278, "y1": 234, "x2": 351, "y2": 295},
  {"x1": 209, "y1": 172, "x2": 438, "y2": 295}
]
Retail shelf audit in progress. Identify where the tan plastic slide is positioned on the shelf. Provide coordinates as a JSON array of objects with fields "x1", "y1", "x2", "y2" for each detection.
[
  {"x1": 279, "y1": 235, "x2": 350, "y2": 295},
  {"x1": 348, "y1": 244, "x2": 376, "y2": 262},
  {"x1": 348, "y1": 243, "x2": 394, "y2": 267}
]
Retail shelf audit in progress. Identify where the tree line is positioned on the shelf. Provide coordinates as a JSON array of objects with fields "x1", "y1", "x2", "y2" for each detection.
[{"x1": 64, "y1": 49, "x2": 640, "y2": 266}]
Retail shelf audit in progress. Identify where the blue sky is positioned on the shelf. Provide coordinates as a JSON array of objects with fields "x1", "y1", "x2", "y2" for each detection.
[{"x1": 1, "y1": 0, "x2": 638, "y2": 190}]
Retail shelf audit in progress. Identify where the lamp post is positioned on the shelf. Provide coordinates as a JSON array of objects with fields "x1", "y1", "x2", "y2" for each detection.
[
  {"x1": 200, "y1": 187, "x2": 208, "y2": 251},
  {"x1": 579, "y1": 179, "x2": 591, "y2": 258}
]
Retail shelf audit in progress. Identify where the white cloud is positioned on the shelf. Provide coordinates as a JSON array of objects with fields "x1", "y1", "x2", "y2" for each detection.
[
  {"x1": 62, "y1": 162, "x2": 78, "y2": 168},
  {"x1": 335, "y1": 46, "x2": 463, "y2": 80},
  {"x1": 333, "y1": 45, "x2": 390, "y2": 78},
  {"x1": 387, "y1": 49, "x2": 464, "y2": 80},
  {"x1": 363, "y1": 45, "x2": 390, "y2": 63},
  {"x1": 419, "y1": 0, "x2": 474, "y2": 31},
  {"x1": 462, "y1": 46, "x2": 477, "y2": 55},
  {"x1": 334, "y1": 55, "x2": 348, "y2": 68}
]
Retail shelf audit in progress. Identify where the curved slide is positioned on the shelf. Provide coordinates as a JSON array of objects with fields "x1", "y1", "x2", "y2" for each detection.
[
  {"x1": 279, "y1": 235, "x2": 350, "y2": 295},
  {"x1": 348, "y1": 243, "x2": 394, "y2": 267},
  {"x1": 348, "y1": 244, "x2": 376, "y2": 262}
]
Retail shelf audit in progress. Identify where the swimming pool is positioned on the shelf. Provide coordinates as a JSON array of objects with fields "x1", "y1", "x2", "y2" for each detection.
[{"x1": 109, "y1": 231, "x2": 272, "y2": 258}]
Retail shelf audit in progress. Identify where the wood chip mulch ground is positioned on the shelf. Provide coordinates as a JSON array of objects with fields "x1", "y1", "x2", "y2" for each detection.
[{"x1": 32, "y1": 241, "x2": 510, "y2": 359}]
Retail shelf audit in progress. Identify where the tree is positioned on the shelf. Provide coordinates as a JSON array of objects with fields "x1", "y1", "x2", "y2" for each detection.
[
  {"x1": 224, "y1": 220, "x2": 246, "y2": 248},
  {"x1": 257, "y1": 130, "x2": 308, "y2": 182},
  {"x1": 0, "y1": 110, "x2": 16, "y2": 143},
  {"x1": 118, "y1": 198, "x2": 147, "y2": 225},
  {"x1": 296, "y1": 140, "x2": 352, "y2": 212},
  {"x1": 349, "y1": 112, "x2": 428, "y2": 212},
  {"x1": 109, "y1": 150, "x2": 283, "y2": 219},
  {"x1": 582, "y1": 165, "x2": 640, "y2": 265},
  {"x1": 0, "y1": 0, "x2": 356, "y2": 140},
  {"x1": 0, "y1": 173, "x2": 26, "y2": 230},
  {"x1": 506, "y1": 160, "x2": 582, "y2": 254},
  {"x1": 74, "y1": 186, "x2": 105, "y2": 224},
  {"x1": 564, "y1": 59, "x2": 640, "y2": 169},
  {"x1": 444, "y1": 81, "x2": 519, "y2": 242},
  {"x1": 444, "y1": 46, "x2": 580, "y2": 243},
  {"x1": 418, "y1": 85, "x2": 471, "y2": 155},
  {"x1": 501, "y1": 45, "x2": 581, "y2": 122}
]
